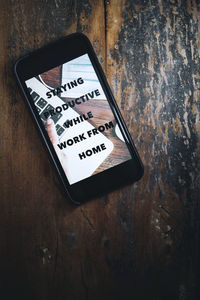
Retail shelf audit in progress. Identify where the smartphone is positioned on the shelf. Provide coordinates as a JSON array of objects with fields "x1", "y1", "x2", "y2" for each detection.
[{"x1": 14, "y1": 33, "x2": 143, "y2": 205}]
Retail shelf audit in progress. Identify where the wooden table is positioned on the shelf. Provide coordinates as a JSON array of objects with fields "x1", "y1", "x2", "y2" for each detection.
[{"x1": 0, "y1": 1, "x2": 200, "y2": 299}]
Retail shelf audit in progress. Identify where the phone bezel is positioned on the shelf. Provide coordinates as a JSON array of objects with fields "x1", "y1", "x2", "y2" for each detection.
[{"x1": 14, "y1": 33, "x2": 144, "y2": 204}]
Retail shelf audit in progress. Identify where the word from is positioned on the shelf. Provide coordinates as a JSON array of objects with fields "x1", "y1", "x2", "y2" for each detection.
[
  {"x1": 87, "y1": 121, "x2": 113, "y2": 136},
  {"x1": 79, "y1": 143, "x2": 106, "y2": 160},
  {"x1": 63, "y1": 111, "x2": 93, "y2": 128},
  {"x1": 43, "y1": 89, "x2": 100, "y2": 119},
  {"x1": 46, "y1": 77, "x2": 84, "y2": 98}
]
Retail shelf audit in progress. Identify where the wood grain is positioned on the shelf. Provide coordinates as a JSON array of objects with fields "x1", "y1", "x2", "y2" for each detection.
[{"x1": 0, "y1": 1, "x2": 200, "y2": 299}]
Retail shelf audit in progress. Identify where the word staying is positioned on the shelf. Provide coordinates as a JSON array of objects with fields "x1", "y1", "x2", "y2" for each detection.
[
  {"x1": 46, "y1": 77, "x2": 84, "y2": 98},
  {"x1": 43, "y1": 89, "x2": 100, "y2": 119}
]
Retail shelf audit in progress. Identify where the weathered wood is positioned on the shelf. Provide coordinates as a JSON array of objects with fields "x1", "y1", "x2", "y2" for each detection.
[{"x1": 0, "y1": 0, "x2": 200, "y2": 299}]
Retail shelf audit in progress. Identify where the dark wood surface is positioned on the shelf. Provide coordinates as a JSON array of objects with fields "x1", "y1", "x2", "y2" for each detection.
[{"x1": 0, "y1": 1, "x2": 200, "y2": 299}]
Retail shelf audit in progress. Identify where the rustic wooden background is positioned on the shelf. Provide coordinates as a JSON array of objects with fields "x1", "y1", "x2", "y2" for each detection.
[{"x1": 0, "y1": 1, "x2": 200, "y2": 299}]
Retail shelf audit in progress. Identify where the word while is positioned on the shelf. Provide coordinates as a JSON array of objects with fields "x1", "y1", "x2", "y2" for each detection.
[{"x1": 63, "y1": 111, "x2": 93, "y2": 128}]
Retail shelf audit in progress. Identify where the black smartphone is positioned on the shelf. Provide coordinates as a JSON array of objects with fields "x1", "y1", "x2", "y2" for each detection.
[{"x1": 14, "y1": 33, "x2": 143, "y2": 205}]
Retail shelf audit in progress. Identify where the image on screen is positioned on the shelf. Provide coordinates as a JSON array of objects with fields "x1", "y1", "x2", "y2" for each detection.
[{"x1": 25, "y1": 54, "x2": 132, "y2": 184}]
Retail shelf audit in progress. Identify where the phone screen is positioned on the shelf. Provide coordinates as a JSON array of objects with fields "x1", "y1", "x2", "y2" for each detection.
[{"x1": 25, "y1": 53, "x2": 132, "y2": 185}]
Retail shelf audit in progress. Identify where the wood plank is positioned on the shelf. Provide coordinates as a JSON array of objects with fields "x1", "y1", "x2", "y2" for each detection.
[
  {"x1": 106, "y1": 0, "x2": 200, "y2": 299},
  {"x1": 0, "y1": 0, "x2": 200, "y2": 299}
]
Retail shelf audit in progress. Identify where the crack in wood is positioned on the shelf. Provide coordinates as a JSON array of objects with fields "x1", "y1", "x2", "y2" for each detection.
[
  {"x1": 81, "y1": 263, "x2": 89, "y2": 300},
  {"x1": 80, "y1": 207, "x2": 96, "y2": 231}
]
